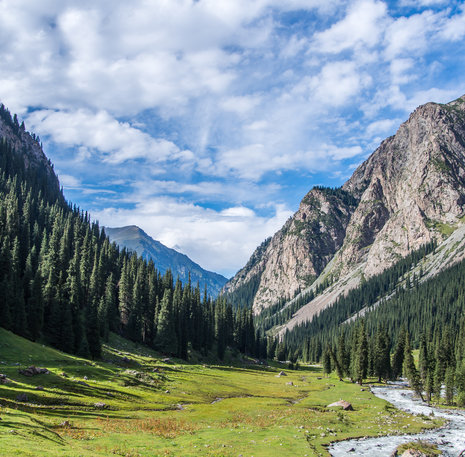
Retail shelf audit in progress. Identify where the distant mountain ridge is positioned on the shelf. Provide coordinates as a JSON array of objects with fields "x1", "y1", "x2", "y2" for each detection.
[
  {"x1": 224, "y1": 94, "x2": 465, "y2": 334},
  {"x1": 105, "y1": 225, "x2": 228, "y2": 297}
]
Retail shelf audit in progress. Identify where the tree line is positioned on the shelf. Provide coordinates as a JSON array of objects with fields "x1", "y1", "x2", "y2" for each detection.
[{"x1": 0, "y1": 110, "x2": 265, "y2": 361}]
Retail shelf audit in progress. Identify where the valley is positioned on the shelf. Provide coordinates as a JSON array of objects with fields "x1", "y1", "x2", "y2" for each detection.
[{"x1": 0, "y1": 328, "x2": 442, "y2": 457}]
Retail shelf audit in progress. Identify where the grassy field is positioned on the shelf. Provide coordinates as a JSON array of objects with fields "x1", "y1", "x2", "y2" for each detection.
[{"x1": 0, "y1": 328, "x2": 443, "y2": 457}]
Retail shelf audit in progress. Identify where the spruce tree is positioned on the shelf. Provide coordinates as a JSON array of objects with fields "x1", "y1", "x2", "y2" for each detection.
[
  {"x1": 392, "y1": 327, "x2": 406, "y2": 379},
  {"x1": 155, "y1": 289, "x2": 177, "y2": 355},
  {"x1": 354, "y1": 321, "x2": 368, "y2": 385},
  {"x1": 403, "y1": 333, "x2": 423, "y2": 401},
  {"x1": 323, "y1": 346, "x2": 332, "y2": 377}
]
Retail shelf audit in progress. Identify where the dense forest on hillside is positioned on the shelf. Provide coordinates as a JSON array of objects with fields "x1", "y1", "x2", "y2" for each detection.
[
  {"x1": 0, "y1": 106, "x2": 264, "y2": 361},
  {"x1": 271, "y1": 240, "x2": 465, "y2": 403}
]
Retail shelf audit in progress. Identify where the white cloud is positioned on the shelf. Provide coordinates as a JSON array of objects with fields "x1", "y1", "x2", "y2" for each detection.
[
  {"x1": 384, "y1": 10, "x2": 444, "y2": 60},
  {"x1": 26, "y1": 109, "x2": 193, "y2": 166},
  {"x1": 399, "y1": 0, "x2": 449, "y2": 6},
  {"x1": 439, "y1": 5, "x2": 465, "y2": 41},
  {"x1": 390, "y1": 58, "x2": 416, "y2": 85},
  {"x1": 312, "y1": 0, "x2": 388, "y2": 54},
  {"x1": 58, "y1": 173, "x2": 81, "y2": 188},
  {"x1": 365, "y1": 118, "x2": 401, "y2": 137},
  {"x1": 220, "y1": 95, "x2": 262, "y2": 115},
  {"x1": 308, "y1": 61, "x2": 372, "y2": 106}
]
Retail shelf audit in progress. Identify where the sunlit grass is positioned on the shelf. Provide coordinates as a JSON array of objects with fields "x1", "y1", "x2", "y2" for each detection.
[{"x1": 0, "y1": 328, "x2": 444, "y2": 456}]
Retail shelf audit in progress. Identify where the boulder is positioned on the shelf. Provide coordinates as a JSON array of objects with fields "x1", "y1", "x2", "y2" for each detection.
[
  {"x1": 276, "y1": 371, "x2": 287, "y2": 377},
  {"x1": 286, "y1": 381, "x2": 294, "y2": 386},
  {"x1": 401, "y1": 450, "x2": 429, "y2": 457},
  {"x1": 327, "y1": 400, "x2": 353, "y2": 411},
  {"x1": 18, "y1": 366, "x2": 50, "y2": 376},
  {"x1": 0, "y1": 374, "x2": 11, "y2": 384},
  {"x1": 94, "y1": 402, "x2": 107, "y2": 409},
  {"x1": 16, "y1": 393, "x2": 28, "y2": 402}
]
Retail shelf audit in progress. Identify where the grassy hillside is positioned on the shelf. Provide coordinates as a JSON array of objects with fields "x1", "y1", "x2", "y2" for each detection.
[{"x1": 0, "y1": 329, "x2": 442, "y2": 457}]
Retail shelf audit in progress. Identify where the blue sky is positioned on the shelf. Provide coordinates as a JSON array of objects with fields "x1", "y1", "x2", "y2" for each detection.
[{"x1": 1, "y1": 0, "x2": 465, "y2": 277}]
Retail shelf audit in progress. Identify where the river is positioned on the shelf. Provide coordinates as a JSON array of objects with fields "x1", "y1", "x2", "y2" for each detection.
[{"x1": 329, "y1": 382, "x2": 465, "y2": 456}]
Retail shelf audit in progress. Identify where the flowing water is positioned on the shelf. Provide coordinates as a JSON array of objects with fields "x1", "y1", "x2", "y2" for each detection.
[{"x1": 329, "y1": 382, "x2": 465, "y2": 456}]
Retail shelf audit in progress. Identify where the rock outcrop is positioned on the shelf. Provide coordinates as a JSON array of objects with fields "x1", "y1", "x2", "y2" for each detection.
[
  {"x1": 224, "y1": 94, "x2": 465, "y2": 328},
  {"x1": 0, "y1": 105, "x2": 59, "y2": 193},
  {"x1": 223, "y1": 187, "x2": 357, "y2": 312}
]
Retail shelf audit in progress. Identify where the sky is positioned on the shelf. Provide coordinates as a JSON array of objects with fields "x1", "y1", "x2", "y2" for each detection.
[{"x1": 1, "y1": 0, "x2": 465, "y2": 278}]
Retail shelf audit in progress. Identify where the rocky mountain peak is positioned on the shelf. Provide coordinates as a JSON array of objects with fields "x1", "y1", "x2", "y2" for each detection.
[{"x1": 224, "y1": 94, "x2": 465, "y2": 324}]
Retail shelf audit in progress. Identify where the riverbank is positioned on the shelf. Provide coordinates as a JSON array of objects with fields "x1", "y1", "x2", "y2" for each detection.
[{"x1": 329, "y1": 382, "x2": 465, "y2": 456}]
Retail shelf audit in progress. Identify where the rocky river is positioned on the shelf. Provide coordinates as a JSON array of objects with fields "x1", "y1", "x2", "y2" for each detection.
[{"x1": 329, "y1": 382, "x2": 465, "y2": 456}]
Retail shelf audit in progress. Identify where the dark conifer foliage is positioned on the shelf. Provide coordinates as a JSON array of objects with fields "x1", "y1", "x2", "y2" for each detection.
[{"x1": 0, "y1": 108, "x2": 264, "y2": 360}]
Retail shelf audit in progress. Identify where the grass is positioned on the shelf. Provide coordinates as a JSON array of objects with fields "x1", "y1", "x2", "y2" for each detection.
[
  {"x1": 0, "y1": 328, "x2": 444, "y2": 456},
  {"x1": 396, "y1": 440, "x2": 442, "y2": 456}
]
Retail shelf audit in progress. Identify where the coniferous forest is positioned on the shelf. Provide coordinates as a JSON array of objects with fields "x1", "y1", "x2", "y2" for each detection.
[{"x1": 0, "y1": 105, "x2": 264, "y2": 361}]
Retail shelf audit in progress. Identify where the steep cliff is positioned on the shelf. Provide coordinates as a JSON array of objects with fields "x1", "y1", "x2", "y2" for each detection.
[
  {"x1": 224, "y1": 94, "x2": 465, "y2": 327},
  {"x1": 0, "y1": 104, "x2": 60, "y2": 194},
  {"x1": 223, "y1": 187, "x2": 357, "y2": 312}
]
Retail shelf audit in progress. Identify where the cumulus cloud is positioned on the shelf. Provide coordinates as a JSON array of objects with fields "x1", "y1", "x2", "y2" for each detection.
[
  {"x1": 383, "y1": 9, "x2": 445, "y2": 60},
  {"x1": 308, "y1": 61, "x2": 372, "y2": 106},
  {"x1": 26, "y1": 109, "x2": 194, "y2": 166},
  {"x1": 312, "y1": 0, "x2": 388, "y2": 54}
]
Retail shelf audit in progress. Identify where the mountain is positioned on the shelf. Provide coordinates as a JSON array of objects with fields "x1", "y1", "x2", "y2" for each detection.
[
  {"x1": 105, "y1": 225, "x2": 228, "y2": 297},
  {"x1": 0, "y1": 105, "x2": 60, "y2": 196},
  {"x1": 224, "y1": 94, "x2": 465, "y2": 334}
]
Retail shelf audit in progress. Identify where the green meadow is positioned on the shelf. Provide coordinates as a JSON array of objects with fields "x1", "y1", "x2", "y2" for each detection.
[{"x1": 0, "y1": 328, "x2": 442, "y2": 457}]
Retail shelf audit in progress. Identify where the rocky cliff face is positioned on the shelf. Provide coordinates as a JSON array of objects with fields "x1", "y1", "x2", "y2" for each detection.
[
  {"x1": 223, "y1": 187, "x2": 357, "y2": 312},
  {"x1": 0, "y1": 105, "x2": 60, "y2": 193},
  {"x1": 224, "y1": 94, "x2": 465, "y2": 323}
]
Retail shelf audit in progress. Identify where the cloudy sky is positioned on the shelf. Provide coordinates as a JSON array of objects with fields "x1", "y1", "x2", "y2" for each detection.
[{"x1": 1, "y1": 0, "x2": 465, "y2": 277}]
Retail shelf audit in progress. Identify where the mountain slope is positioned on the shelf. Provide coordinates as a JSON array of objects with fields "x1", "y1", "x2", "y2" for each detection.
[
  {"x1": 105, "y1": 225, "x2": 228, "y2": 297},
  {"x1": 0, "y1": 104, "x2": 60, "y2": 197},
  {"x1": 225, "y1": 94, "x2": 465, "y2": 332}
]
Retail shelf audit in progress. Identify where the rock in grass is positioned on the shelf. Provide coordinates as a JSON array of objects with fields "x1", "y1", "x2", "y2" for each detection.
[
  {"x1": 0, "y1": 374, "x2": 11, "y2": 384},
  {"x1": 35, "y1": 386, "x2": 44, "y2": 391},
  {"x1": 401, "y1": 450, "x2": 429, "y2": 457},
  {"x1": 16, "y1": 393, "x2": 28, "y2": 402},
  {"x1": 94, "y1": 402, "x2": 107, "y2": 409},
  {"x1": 18, "y1": 366, "x2": 50, "y2": 376},
  {"x1": 277, "y1": 371, "x2": 287, "y2": 377},
  {"x1": 327, "y1": 400, "x2": 353, "y2": 411},
  {"x1": 77, "y1": 381, "x2": 89, "y2": 387},
  {"x1": 286, "y1": 381, "x2": 294, "y2": 386}
]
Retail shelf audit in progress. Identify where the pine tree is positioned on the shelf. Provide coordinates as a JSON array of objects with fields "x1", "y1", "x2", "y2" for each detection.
[
  {"x1": 373, "y1": 326, "x2": 391, "y2": 382},
  {"x1": 403, "y1": 333, "x2": 424, "y2": 401},
  {"x1": 155, "y1": 289, "x2": 177, "y2": 355},
  {"x1": 392, "y1": 327, "x2": 406, "y2": 379},
  {"x1": 337, "y1": 333, "x2": 349, "y2": 379},
  {"x1": 445, "y1": 366, "x2": 455, "y2": 406},
  {"x1": 354, "y1": 321, "x2": 368, "y2": 385},
  {"x1": 323, "y1": 346, "x2": 332, "y2": 377}
]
